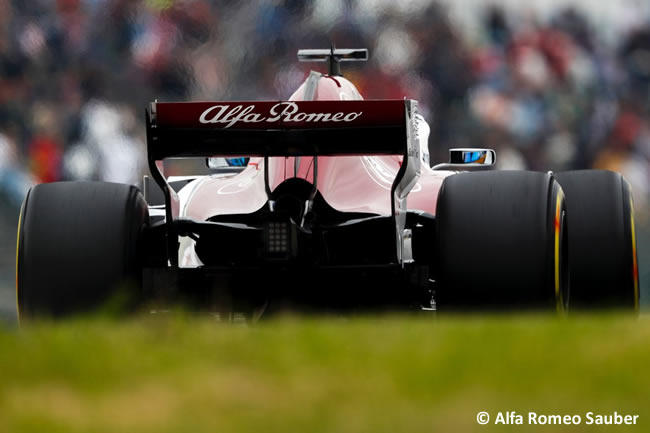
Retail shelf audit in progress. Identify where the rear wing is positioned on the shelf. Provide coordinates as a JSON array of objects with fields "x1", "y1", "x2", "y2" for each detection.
[
  {"x1": 145, "y1": 99, "x2": 421, "y2": 266},
  {"x1": 147, "y1": 100, "x2": 409, "y2": 159}
]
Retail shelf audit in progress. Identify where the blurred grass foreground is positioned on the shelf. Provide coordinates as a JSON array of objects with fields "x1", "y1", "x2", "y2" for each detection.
[{"x1": 0, "y1": 314, "x2": 649, "y2": 433}]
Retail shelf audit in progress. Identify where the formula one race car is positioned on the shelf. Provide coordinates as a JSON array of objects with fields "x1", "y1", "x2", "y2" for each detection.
[{"x1": 16, "y1": 48, "x2": 640, "y2": 318}]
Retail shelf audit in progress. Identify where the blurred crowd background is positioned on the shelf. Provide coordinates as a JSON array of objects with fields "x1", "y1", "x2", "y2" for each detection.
[{"x1": 1, "y1": 0, "x2": 650, "y2": 293}]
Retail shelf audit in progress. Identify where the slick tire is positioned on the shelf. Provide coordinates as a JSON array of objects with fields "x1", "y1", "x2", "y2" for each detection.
[
  {"x1": 435, "y1": 171, "x2": 567, "y2": 310},
  {"x1": 16, "y1": 181, "x2": 149, "y2": 318},
  {"x1": 554, "y1": 170, "x2": 639, "y2": 310}
]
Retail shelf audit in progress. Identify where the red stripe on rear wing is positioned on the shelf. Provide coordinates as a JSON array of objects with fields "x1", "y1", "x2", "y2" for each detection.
[{"x1": 147, "y1": 100, "x2": 408, "y2": 159}]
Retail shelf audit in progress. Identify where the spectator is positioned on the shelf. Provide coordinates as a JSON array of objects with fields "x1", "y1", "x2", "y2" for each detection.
[{"x1": 0, "y1": 0, "x2": 647, "y2": 212}]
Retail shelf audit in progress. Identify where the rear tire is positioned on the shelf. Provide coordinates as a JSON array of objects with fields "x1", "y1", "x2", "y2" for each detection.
[
  {"x1": 435, "y1": 171, "x2": 567, "y2": 310},
  {"x1": 554, "y1": 170, "x2": 639, "y2": 310},
  {"x1": 16, "y1": 181, "x2": 148, "y2": 318}
]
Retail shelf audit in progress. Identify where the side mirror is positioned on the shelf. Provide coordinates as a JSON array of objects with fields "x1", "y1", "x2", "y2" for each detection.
[
  {"x1": 206, "y1": 157, "x2": 226, "y2": 169},
  {"x1": 432, "y1": 148, "x2": 496, "y2": 171},
  {"x1": 206, "y1": 157, "x2": 248, "y2": 174}
]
